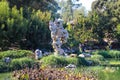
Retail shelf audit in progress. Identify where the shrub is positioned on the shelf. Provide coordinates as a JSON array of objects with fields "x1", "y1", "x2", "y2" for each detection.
[
  {"x1": 41, "y1": 55, "x2": 68, "y2": 67},
  {"x1": 66, "y1": 57, "x2": 88, "y2": 66},
  {"x1": 108, "y1": 50, "x2": 120, "y2": 59},
  {"x1": 86, "y1": 55, "x2": 104, "y2": 65},
  {"x1": 41, "y1": 55, "x2": 88, "y2": 67},
  {"x1": 92, "y1": 50, "x2": 120, "y2": 59},
  {"x1": 0, "y1": 61, "x2": 8, "y2": 72},
  {"x1": 91, "y1": 55, "x2": 104, "y2": 61},
  {"x1": 0, "y1": 57, "x2": 35, "y2": 72},
  {"x1": 0, "y1": 50, "x2": 33, "y2": 59},
  {"x1": 92, "y1": 50, "x2": 111, "y2": 58},
  {"x1": 10, "y1": 57, "x2": 35, "y2": 70}
]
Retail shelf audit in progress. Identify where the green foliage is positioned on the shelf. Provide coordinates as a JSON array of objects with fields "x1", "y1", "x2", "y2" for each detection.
[
  {"x1": 66, "y1": 23, "x2": 79, "y2": 47},
  {"x1": 0, "y1": 50, "x2": 33, "y2": 59},
  {"x1": 0, "y1": 0, "x2": 9, "y2": 20},
  {"x1": 41, "y1": 55, "x2": 68, "y2": 67},
  {"x1": 0, "y1": 61, "x2": 8, "y2": 72},
  {"x1": 10, "y1": 57, "x2": 35, "y2": 70},
  {"x1": 98, "y1": 68, "x2": 120, "y2": 80},
  {"x1": 116, "y1": 24, "x2": 120, "y2": 35},
  {"x1": 108, "y1": 50, "x2": 120, "y2": 59},
  {"x1": 41, "y1": 55, "x2": 88, "y2": 67},
  {"x1": 92, "y1": 50, "x2": 111, "y2": 58},
  {"x1": 92, "y1": 50, "x2": 120, "y2": 59},
  {"x1": 66, "y1": 57, "x2": 88, "y2": 66},
  {"x1": 65, "y1": 0, "x2": 120, "y2": 46},
  {"x1": 91, "y1": 0, "x2": 120, "y2": 44},
  {"x1": 116, "y1": 24, "x2": 120, "y2": 45},
  {"x1": 57, "y1": 0, "x2": 82, "y2": 22},
  {"x1": 0, "y1": 0, "x2": 52, "y2": 50},
  {"x1": 0, "y1": 50, "x2": 35, "y2": 72},
  {"x1": 0, "y1": 0, "x2": 28, "y2": 50},
  {"x1": 91, "y1": 55, "x2": 104, "y2": 60},
  {"x1": 25, "y1": 10, "x2": 51, "y2": 49},
  {"x1": 0, "y1": 57, "x2": 35, "y2": 72},
  {"x1": 0, "y1": 72, "x2": 13, "y2": 80},
  {"x1": 86, "y1": 55, "x2": 105, "y2": 65}
]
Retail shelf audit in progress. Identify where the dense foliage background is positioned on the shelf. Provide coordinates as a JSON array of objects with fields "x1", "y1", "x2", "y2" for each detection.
[
  {"x1": 0, "y1": 0, "x2": 120, "y2": 51},
  {"x1": 0, "y1": 0, "x2": 54, "y2": 50}
]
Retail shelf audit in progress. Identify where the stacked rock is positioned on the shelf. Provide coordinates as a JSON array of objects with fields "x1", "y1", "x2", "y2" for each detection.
[{"x1": 49, "y1": 19, "x2": 69, "y2": 55}]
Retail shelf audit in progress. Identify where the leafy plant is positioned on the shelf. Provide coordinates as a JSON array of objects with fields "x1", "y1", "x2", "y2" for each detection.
[
  {"x1": 92, "y1": 50, "x2": 111, "y2": 58},
  {"x1": 86, "y1": 54, "x2": 105, "y2": 65},
  {"x1": 41, "y1": 55, "x2": 88, "y2": 67},
  {"x1": 0, "y1": 57, "x2": 35, "y2": 72},
  {"x1": 108, "y1": 50, "x2": 120, "y2": 59},
  {"x1": 0, "y1": 50, "x2": 33, "y2": 59},
  {"x1": 92, "y1": 50, "x2": 120, "y2": 59}
]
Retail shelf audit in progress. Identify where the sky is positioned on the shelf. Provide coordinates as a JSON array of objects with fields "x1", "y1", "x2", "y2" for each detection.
[
  {"x1": 79, "y1": 0, "x2": 96, "y2": 11},
  {"x1": 58, "y1": 0, "x2": 96, "y2": 11}
]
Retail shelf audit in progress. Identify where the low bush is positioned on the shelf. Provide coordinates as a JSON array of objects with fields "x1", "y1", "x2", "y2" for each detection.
[
  {"x1": 98, "y1": 68, "x2": 120, "y2": 80},
  {"x1": 91, "y1": 55, "x2": 104, "y2": 61},
  {"x1": 0, "y1": 50, "x2": 33, "y2": 59},
  {"x1": 108, "y1": 50, "x2": 120, "y2": 59},
  {"x1": 86, "y1": 55, "x2": 105, "y2": 65},
  {"x1": 10, "y1": 57, "x2": 35, "y2": 70},
  {"x1": 41, "y1": 55, "x2": 68, "y2": 67},
  {"x1": 0, "y1": 57, "x2": 35, "y2": 72},
  {"x1": 92, "y1": 50, "x2": 111, "y2": 58},
  {"x1": 0, "y1": 61, "x2": 8, "y2": 72},
  {"x1": 41, "y1": 55, "x2": 88, "y2": 67},
  {"x1": 92, "y1": 50, "x2": 120, "y2": 59}
]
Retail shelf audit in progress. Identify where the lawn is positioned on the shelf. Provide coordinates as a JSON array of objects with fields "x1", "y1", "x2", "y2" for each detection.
[
  {"x1": 0, "y1": 50, "x2": 120, "y2": 80},
  {"x1": 109, "y1": 60, "x2": 120, "y2": 65},
  {"x1": 98, "y1": 68, "x2": 120, "y2": 80},
  {"x1": 0, "y1": 72, "x2": 14, "y2": 80}
]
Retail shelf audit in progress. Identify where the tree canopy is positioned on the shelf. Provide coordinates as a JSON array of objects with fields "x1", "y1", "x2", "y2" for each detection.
[{"x1": 0, "y1": 0, "x2": 120, "y2": 50}]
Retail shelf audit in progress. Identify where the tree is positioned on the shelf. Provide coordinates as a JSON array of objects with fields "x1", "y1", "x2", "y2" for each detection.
[
  {"x1": 0, "y1": 0, "x2": 28, "y2": 50},
  {"x1": 7, "y1": 0, "x2": 59, "y2": 13},
  {"x1": 25, "y1": 10, "x2": 51, "y2": 50},
  {"x1": 0, "y1": 0, "x2": 52, "y2": 50},
  {"x1": 57, "y1": 0, "x2": 82, "y2": 22},
  {"x1": 91, "y1": 0, "x2": 120, "y2": 45}
]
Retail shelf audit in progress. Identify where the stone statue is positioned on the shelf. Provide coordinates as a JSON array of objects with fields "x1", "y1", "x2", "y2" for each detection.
[
  {"x1": 49, "y1": 19, "x2": 69, "y2": 56},
  {"x1": 35, "y1": 49, "x2": 42, "y2": 59}
]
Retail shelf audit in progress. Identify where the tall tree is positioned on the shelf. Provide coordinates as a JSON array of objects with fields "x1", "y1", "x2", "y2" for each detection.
[
  {"x1": 57, "y1": 0, "x2": 82, "y2": 22},
  {"x1": 0, "y1": 0, "x2": 52, "y2": 50},
  {"x1": 91, "y1": 0, "x2": 120, "y2": 45},
  {"x1": 0, "y1": 0, "x2": 28, "y2": 50},
  {"x1": 7, "y1": 0, "x2": 59, "y2": 12}
]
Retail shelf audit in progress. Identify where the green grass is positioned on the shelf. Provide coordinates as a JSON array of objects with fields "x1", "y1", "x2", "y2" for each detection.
[
  {"x1": 0, "y1": 72, "x2": 15, "y2": 80},
  {"x1": 98, "y1": 69, "x2": 120, "y2": 80},
  {"x1": 92, "y1": 50, "x2": 120, "y2": 59},
  {"x1": 109, "y1": 61, "x2": 120, "y2": 65},
  {"x1": 40, "y1": 54, "x2": 88, "y2": 67},
  {"x1": 0, "y1": 57, "x2": 36, "y2": 72},
  {"x1": 0, "y1": 50, "x2": 33, "y2": 59},
  {"x1": 85, "y1": 66, "x2": 120, "y2": 80},
  {"x1": 71, "y1": 66, "x2": 120, "y2": 80}
]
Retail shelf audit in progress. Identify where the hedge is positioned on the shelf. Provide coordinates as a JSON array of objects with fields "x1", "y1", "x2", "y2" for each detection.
[
  {"x1": 0, "y1": 57, "x2": 35, "y2": 73},
  {"x1": 0, "y1": 50, "x2": 33, "y2": 59},
  {"x1": 92, "y1": 50, "x2": 120, "y2": 59},
  {"x1": 40, "y1": 55, "x2": 88, "y2": 67}
]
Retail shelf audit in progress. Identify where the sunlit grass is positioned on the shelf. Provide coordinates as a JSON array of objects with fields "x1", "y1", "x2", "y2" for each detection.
[
  {"x1": 0, "y1": 72, "x2": 13, "y2": 80},
  {"x1": 98, "y1": 69, "x2": 120, "y2": 80},
  {"x1": 109, "y1": 61, "x2": 120, "y2": 65}
]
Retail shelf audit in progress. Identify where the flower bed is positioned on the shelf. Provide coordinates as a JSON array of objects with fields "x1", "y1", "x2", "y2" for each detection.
[{"x1": 13, "y1": 64, "x2": 97, "y2": 80}]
